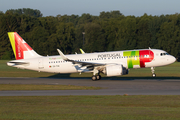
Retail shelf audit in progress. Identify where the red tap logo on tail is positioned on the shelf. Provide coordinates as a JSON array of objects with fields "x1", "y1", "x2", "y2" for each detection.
[{"x1": 8, "y1": 32, "x2": 33, "y2": 60}]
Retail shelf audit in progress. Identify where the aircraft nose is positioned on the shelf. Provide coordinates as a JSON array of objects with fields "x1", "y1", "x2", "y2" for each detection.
[{"x1": 169, "y1": 55, "x2": 176, "y2": 63}]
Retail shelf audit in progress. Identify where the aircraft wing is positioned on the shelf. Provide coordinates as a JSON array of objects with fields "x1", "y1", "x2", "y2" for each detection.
[{"x1": 57, "y1": 49, "x2": 106, "y2": 70}]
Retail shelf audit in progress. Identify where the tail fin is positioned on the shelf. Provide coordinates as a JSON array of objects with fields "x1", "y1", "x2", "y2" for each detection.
[{"x1": 8, "y1": 32, "x2": 41, "y2": 60}]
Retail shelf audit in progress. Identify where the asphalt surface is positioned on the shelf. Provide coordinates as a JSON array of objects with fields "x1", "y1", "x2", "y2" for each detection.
[{"x1": 0, "y1": 77, "x2": 180, "y2": 96}]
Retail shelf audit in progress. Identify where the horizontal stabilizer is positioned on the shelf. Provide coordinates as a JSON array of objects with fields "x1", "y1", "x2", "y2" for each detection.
[{"x1": 7, "y1": 61, "x2": 29, "y2": 66}]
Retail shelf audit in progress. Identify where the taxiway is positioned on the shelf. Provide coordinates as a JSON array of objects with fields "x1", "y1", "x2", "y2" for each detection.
[{"x1": 0, "y1": 77, "x2": 180, "y2": 96}]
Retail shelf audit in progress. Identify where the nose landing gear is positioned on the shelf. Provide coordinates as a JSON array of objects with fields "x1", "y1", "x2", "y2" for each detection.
[{"x1": 151, "y1": 67, "x2": 156, "y2": 77}]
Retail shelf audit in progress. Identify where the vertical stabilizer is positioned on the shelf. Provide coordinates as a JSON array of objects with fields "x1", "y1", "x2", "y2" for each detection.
[{"x1": 8, "y1": 32, "x2": 41, "y2": 60}]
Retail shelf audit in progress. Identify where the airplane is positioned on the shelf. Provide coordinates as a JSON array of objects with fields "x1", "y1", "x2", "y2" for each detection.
[{"x1": 7, "y1": 32, "x2": 176, "y2": 81}]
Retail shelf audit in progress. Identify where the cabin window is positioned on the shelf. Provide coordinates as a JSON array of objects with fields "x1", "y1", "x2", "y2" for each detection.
[{"x1": 144, "y1": 55, "x2": 149, "y2": 58}]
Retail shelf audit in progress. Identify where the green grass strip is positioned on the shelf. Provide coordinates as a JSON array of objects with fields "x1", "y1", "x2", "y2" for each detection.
[
  {"x1": 0, "y1": 95, "x2": 180, "y2": 120},
  {"x1": 0, "y1": 84, "x2": 101, "y2": 91}
]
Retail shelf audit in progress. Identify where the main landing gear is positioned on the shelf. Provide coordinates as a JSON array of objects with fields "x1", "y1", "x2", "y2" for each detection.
[
  {"x1": 92, "y1": 74, "x2": 101, "y2": 81},
  {"x1": 151, "y1": 67, "x2": 156, "y2": 77},
  {"x1": 92, "y1": 69, "x2": 101, "y2": 81}
]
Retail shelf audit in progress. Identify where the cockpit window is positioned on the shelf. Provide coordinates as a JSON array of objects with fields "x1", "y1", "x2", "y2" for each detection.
[{"x1": 160, "y1": 53, "x2": 169, "y2": 56}]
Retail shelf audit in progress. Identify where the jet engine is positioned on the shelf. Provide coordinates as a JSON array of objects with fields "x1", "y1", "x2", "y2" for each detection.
[{"x1": 103, "y1": 64, "x2": 128, "y2": 76}]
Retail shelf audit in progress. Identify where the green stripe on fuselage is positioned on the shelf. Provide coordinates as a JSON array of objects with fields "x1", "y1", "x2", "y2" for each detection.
[{"x1": 123, "y1": 51, "x2": 140, "y2": 68}]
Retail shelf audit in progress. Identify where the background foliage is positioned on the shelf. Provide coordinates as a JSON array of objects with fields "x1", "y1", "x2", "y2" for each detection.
[{"x1": 0, "y1": 8, "x2": 180, "y2": 61}]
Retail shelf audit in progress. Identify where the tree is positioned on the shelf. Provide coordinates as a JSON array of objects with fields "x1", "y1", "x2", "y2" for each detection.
[
  {"x1": 56, "y1": 22, "x2": 75, "y2": 54},
  {"x1": 0, "y1": 11, "x2": 3, "y2": 15},
  {"x1": 1, "y1": 9, "x2": 180, "y2": 59},
  {"x1": 6, "y1": 8, "x2": 43, "y2": 17},
  {"x1": 0, "y1": 14, "x2": 20, "y2": 59},
  {"x1": 115, "y1": 16, "x2": 137, "y2": 50},
  {"x1": 83, "y1": 23, "x2": 105, "y2": 52},
  {"x1": 99, "y1": 10, "x2": 123, "y2": 19},
  {"x1": 78, "y1": 13, "x2": 93, "y2": 24},
  {"x1": 73, "y1": 24, "x2": 85, "y2": 53},
  {"x1": 136, "y1": 13, "x2": 152, "y2": 48},
  {"x1": 157, "y1": 14, "x2": 180, "y2": 57},
  {"x1": 28, "y1": 26, "x2": 49, "y2": 55}
]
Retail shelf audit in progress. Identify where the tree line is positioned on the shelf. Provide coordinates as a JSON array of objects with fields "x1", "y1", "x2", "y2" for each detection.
[{"x1": 0, "y1": 8, "x2": 180, "y2": 61}]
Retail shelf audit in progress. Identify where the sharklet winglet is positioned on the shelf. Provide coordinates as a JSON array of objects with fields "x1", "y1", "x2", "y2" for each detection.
[
  {"x1": 57, "y1": 49, "x2": 68, "y2": 61},
  {"x1": 80, "y1": 48, "x2": 85, "y2": 54}
]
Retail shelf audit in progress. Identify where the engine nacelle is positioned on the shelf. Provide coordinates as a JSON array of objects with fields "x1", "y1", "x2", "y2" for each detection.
[{"x1": 103, "y1": 65, "x2": 128, "y2": 77}]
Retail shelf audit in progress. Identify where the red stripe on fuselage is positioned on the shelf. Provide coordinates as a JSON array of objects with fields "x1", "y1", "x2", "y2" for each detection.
[{"x1": 139, "y1": 50, "x2": 154, "y2": 67}]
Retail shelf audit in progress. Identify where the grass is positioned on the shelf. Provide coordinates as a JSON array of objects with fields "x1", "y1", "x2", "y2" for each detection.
[
  {"x1": 1, "y1": 60, "x2": 180, "y2": 78},
  {"x1": 0, "y1": 84, "x2": 101, "y2": 91},
  {"x1": 0, "y1": 95, "x2": 180, "y2": 120}
]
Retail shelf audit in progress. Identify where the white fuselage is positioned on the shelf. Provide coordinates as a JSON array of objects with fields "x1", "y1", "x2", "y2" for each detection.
[{"x1": 7, "y1": 49, "x2": 176, "y2": 74}]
